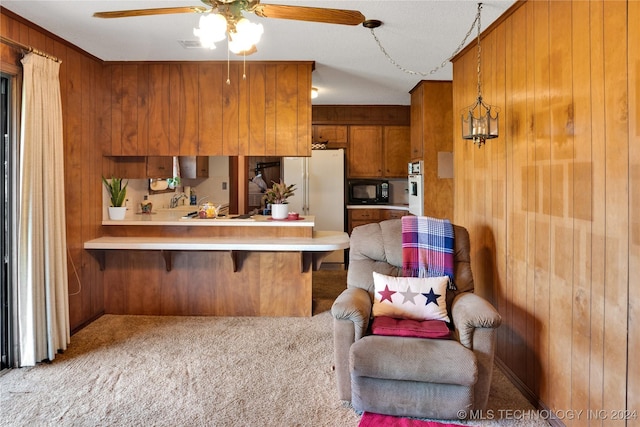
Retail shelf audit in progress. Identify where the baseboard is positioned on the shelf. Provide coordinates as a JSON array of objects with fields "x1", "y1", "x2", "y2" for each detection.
[{"x1": 494, "y1": 357, "x2": 565, "y2": 427}]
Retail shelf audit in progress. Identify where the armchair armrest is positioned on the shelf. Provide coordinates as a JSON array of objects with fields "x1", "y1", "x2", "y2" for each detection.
[
  {"x1": 331, "y1": 287, "x2": 372, "y2": 340},
  {"x1": 451, "y1": 292, "x2": 502, "y2": 349},
  {"x1": 331, "y1": 287, "x2": 372, "y2": 401}
]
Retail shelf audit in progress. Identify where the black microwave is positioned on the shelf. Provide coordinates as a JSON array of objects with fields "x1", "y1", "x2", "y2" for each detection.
[{"x1": 348, "y1": 179, "x2": 389, "y2": 205}]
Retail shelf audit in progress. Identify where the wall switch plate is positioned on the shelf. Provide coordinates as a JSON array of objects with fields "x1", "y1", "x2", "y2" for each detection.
[{"x1": 222, "y1": 182, "x2": 227, "y2": 190}]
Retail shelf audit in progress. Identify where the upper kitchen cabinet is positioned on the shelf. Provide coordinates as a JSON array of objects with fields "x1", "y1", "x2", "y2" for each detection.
[
  {"x1": 410, "y1": 81, "x2": 453, "y2": 161},
  {"x1": 410, "y1": 80, "x2": 453, "y2": 220},
  {"x1": 146, "y1": 156, "x2": 173, "y2": 178},
  {"x1": 347, "y1": 125, "x2": 410, "y2": 178},
  {"x1": 105, "y1": 64, "x2": 148, "y2": 156},
  {"x1": 312, "y1": 125, "x2": 348, "y2": 149},
  {"x1": 103, "y1": 61, "x2": 313, "y2": 157},
  {"x1": 348, "y1": 126, "x2": 383, "y2": 177},
  {"x1": 179, "y1": 156, "x2": 209, "y2": 178},
  {"x1": 382, "y1": 126, "x2": 410, "y2": 177},
  {"x1": 240, "y1": 63, "x2": 312, "y2": 157}
]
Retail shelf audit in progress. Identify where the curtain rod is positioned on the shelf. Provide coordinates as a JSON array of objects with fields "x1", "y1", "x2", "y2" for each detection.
[{"x1": 0, "y1": 35, "x2": 61, "y2": 63}]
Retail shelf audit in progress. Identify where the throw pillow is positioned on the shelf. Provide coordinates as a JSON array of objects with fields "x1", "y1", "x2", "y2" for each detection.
[
  {"x1": 371, "y1": 316, "x2": 451, "y2": 339},
  {"x1": 372, "y1": 272, "x2": 450, "y2": 323}
]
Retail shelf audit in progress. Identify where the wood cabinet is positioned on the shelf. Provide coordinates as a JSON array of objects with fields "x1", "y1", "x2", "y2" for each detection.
[
  {"x1": 312, "y1": 125, "x2": 348, "y2": 148},
  {"x1": 410, "y1": 81, "x2": 453, "y2": 162},
  {"x1": 348, "y1": 126, "x2": 383, "y2": 177},
  {"x1": 409, "y1": 81, "x2": 454, "y2": 219},
  {"x1": 348, "y1": 208, "x2": 408, "y2": 234},
  {"x1": 105, "y1": 155, "x2": 208, "y2": 180},
  {"x1": 103, "y1": 156, "x2": 147, "y2": 179},
  {"x1": 380, "y1": 209, "x2": 408, "y2": 220},
  {"x1": 179, "y1": 156, "x2": 209, "y2": 178},
  {"x1": 383, "y1": 126, "x2": 411, "y2": 177},
  {"x1": 146, "y1": 156, "x2": 173, "y2": 178},
  {"x1": 348, "y1": 208, "x2": 380, "y2": 232},
  {"x1": 196, "y1": 156, "x2": 209, "y2": 177},
  {"x1": 104, "y1": 62, "x2": 313, "y2": 157},
  {"x1": 347, "y1": 125, "x2": 410, "y2": 178}
]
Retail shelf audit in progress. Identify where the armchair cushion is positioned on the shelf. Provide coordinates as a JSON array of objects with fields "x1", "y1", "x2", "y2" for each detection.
[
  {"x1": 372, "y1": 272, "x2": 450, "y2": 322},
  {"x1": 351, "y1": 335, "x2": 477, "y2": 385},
  {"x1": 371, "y1": 316, "x2": 451, "y2": 339}
]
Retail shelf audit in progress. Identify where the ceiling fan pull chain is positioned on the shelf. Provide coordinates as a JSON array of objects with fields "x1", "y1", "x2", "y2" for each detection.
[
  {"x1": 369, "y1": 3, "x2": 482, "y2": 77},
  {"x1": 226, "y1": 35, "x2": 231, "y2": 85},
  {"x1": 243, "y1": 54, "x2": 247, "y2": 80}
]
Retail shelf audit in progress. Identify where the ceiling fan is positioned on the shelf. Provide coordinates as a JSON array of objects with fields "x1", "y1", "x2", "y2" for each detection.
[{"x1": 94, "y1": 0, "x2": 366, "y2": 54}]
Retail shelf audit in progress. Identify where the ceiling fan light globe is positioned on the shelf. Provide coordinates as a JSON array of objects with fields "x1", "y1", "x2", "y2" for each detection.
[
  {"x1": 228, "y1": 38, "x2": 253, "y2": 54},
  {"x1": 235, "y1": 18, "x2": 263, "y2": 45},
  {"x1": 210, "y1": 13, "x2": 228, "y2": 33},
  {"x1": 194, "y1": 13, "x2": 227, "y2": 46},
  {"x1": 197, "y1": 35, "x2": 217, "y2": 49},
  {"x1": 199, "y1": 13, "x2": 227, "y2": 32}
]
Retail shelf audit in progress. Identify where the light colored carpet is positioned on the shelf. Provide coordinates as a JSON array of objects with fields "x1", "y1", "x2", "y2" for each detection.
[{"x1": 1, "y1": 271, "x2": 548, "y2": 427}]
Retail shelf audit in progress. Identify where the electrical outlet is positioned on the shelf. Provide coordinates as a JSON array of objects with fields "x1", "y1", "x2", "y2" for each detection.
[{"x1": 222, "y1": 182, "x2": 227, "y2": 190}]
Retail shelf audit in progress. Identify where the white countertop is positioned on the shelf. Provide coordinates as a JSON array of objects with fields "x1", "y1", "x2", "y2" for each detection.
[
  {"x1": 84, "y1": 230, "x2": 348, "y2": 251},
  {"x1": 102, "y1": 213, "x2": 315, "y2": 227},
  {"x1": 346, "y1": 204, "x2": 409, "y2": 210}
]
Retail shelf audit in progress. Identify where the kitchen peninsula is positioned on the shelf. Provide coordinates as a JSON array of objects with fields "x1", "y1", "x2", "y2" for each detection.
[{"x1": 84, "y1": 214, "x2": 349, "y2": 317}]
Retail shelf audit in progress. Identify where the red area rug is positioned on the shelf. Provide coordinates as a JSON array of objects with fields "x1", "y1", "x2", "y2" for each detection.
[{"x1": 358, "y1": 412, "x2": 469, "y2": 427}]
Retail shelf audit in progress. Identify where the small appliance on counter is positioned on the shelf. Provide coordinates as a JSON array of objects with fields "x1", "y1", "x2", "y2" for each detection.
[
  {"x1": 408, "y1": 161, "x2": 424, "y2": 216},
  {"x1": 347, "y1": 179, "x2": 389, "y2": 205}
]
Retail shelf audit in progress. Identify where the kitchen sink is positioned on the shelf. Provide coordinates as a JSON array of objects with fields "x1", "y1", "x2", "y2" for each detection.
[{"x1": 156, "y1": 205, "x2": 198, "y2": 212}]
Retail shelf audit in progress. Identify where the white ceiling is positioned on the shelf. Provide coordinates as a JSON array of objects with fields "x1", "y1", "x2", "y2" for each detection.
[{"x1": 2, "y1": 0, "x2": 514, "y2": 105}]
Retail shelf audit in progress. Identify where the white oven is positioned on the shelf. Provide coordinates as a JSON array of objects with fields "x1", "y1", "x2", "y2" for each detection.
[{"x1": 408, "y1": 161, "x2": 424, "y2": 216}]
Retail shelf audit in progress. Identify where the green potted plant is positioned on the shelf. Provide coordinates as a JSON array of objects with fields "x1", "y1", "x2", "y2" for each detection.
[
  {"x1": 262, "y1": 180, "x2": 296, "y2": 219},
  {"x1": 102, "y1": 176, "x2": 128, "y2": 220},
  {"x1": 167, "y1": 175, "x2": 181, "y2": 189}
]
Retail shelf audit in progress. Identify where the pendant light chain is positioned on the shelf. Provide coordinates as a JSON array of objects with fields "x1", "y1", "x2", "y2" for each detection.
[
  {"x1": 475, "y1": 3, "x2": 483, "y2": 100},
  {"x1": 368, "y1": 3, "x2": 482, "y2": 77}
]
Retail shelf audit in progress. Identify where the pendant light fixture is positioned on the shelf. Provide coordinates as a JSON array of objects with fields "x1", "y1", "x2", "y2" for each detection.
[{"x1": 461, "y1": 3, "x2": 499, "y2": 147}]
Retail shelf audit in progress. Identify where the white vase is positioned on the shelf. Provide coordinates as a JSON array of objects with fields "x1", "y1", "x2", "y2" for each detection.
[
  {"x1": 108, "y1": 206, "x2": 127, "y2": 220},
  {"x1": 271, "y1": 203, "x2": 288, "y2": 220}
]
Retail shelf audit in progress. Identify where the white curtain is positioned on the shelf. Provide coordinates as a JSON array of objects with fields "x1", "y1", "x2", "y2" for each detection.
[{"x1": 17, "y1": 53, "x2": 70, "y2": 366}]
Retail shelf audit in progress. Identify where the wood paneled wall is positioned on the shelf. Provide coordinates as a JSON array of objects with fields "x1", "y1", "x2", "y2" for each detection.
[
  {"x1": 1, "y1": 10, "x2": 106, "y2": 331},
  {"x1": 452, "y1": 1, "x2": 639, "y2": 425}
]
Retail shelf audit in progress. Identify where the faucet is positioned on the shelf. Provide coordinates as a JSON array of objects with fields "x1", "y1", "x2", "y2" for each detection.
[{"x1": 170, "y1": 193, "x2": 188, "y2": 208}]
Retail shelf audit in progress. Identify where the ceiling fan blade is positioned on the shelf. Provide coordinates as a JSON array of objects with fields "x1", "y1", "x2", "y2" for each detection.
[
  {"x1": 254, "y1": 4, "x2": 365, "y2": 26},
  {"x1": 93, "y1": 6, "x2": 208, "y2": 19}
]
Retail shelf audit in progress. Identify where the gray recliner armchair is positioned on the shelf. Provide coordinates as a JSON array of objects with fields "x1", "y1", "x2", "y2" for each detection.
[{"x1": 331, "y1": 219, "x2": 502, "y2": 419}]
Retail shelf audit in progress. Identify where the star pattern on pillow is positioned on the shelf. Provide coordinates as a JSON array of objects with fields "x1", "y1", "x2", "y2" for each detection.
[
  {"x1": 372, "y1": 272, "x2": 450, "y2": 322},
  {"x1": 399, "y1": 286, "x2": 419, "y2": 305},
  {"x1": 422, "y1": 288, "x2": 441, "y2": 306},
  {"x1": 378, "y1": 284, "x2": 396, "y2": 303}
]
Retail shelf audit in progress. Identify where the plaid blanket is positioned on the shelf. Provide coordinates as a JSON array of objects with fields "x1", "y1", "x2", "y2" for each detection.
[{"x1": 401, "y1": 215, "x2": 456, "y2": 290}]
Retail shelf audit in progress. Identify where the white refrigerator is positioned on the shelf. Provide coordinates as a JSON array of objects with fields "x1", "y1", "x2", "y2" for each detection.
[{"x1": 283, "y1": 149, "x2": 345, "y2": 264}]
